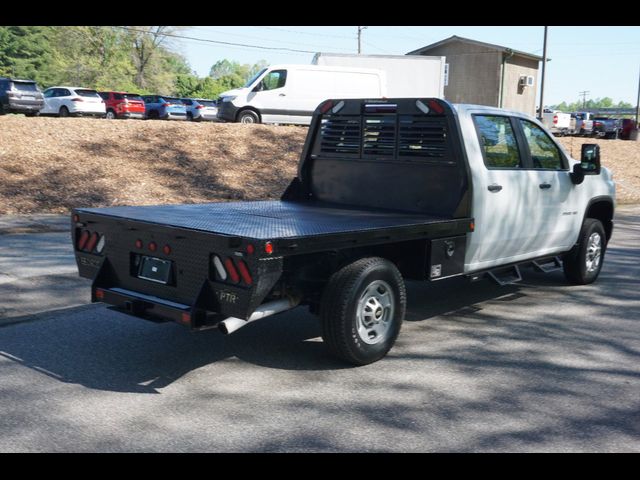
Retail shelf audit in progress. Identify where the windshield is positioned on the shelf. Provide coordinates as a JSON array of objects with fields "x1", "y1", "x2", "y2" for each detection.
[
  {"x1": 75, "y1": 89, "x2": 100, "y2": 97},
  {"x1": 243, "y1": 68, "x2": 267, "y2": 88},
  {"x1": 13, "y1": 82, "x2": 38, "y2": 92}
]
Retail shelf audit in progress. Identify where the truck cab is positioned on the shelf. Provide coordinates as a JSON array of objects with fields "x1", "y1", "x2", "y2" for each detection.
[{"x1": 457, "y1": 104, "x2": 613, "y2": 271}]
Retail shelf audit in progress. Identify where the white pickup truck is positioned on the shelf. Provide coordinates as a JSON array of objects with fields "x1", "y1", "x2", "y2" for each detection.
[
  {"x1": 541, "y1": 110, "x2": 574, "y2": 136},
  {"x1": 72, "y1": 98, "x2": 616, "y2": 365}
]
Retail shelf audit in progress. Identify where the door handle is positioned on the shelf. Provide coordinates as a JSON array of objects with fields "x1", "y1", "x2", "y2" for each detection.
[
  {"x1": 488, "y1": 184, "x2": 503, "y2": 192},
  {"x1": 539, "y1": 183, "x2": 552, "y2": 190},
  {"x1": 279, "y1": 93, "x2": 286, "y2": 97}
]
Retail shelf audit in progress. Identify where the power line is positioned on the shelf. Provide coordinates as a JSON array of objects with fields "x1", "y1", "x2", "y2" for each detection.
[
  {"x1": 190, "y1": 26, "x2": 354, "y2": 52},
  {"x1": 253, "y1": 26, "x2": 355, "y2": 40},
  {"x1": 114, "y1": 26, "x2": 319, "y2": 54}
]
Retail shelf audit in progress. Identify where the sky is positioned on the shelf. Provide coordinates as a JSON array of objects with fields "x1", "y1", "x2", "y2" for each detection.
[{"x1": 172, "y1": 26, "x2": 640, "y2": 107}]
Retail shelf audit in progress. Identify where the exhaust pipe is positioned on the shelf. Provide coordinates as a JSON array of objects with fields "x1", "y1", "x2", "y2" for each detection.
[{"x1": 218, "y1": 296, "x2": 300, "y2": 335}]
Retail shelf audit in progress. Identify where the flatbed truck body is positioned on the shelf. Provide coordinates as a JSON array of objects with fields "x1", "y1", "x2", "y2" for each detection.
[{"x1": 72, "y1": 97, "x2": 615, "y2": 364}]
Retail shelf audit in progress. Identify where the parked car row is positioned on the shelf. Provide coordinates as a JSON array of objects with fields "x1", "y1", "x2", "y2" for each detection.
[
  {"x1": 539, "y1": 108, "x2": 637, "y2": 140},
  {"x1": 0, "y1": 77, "x2": 217, "y2": 121}
]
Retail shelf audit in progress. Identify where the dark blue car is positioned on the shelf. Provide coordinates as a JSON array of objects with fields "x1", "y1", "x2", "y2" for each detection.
[{"x1": 141, "y1": 95, "x2": 187, "y2": 120}]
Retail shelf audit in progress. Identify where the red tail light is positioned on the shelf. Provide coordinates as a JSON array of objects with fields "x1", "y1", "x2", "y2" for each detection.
[
  {"x1": 85, "y1": 232, "x2": 99, "y2": 252},
  {"x1": 196, "y1": 105, "x2": 204, "y2": 109},
  {"x1": 162, "y1": 103, "x2": 170, "y2": 107},
  {"x1": 236, "y1": 260, "x2": 253, "y2": 286},
  {"x1": 71, "y1": 97, "x2": 84, "y2": 102},
  {"x1": 163, "y1": 244, "x2": 171, "y2": 255},
  {"x1": 319, "y1": 100, "x2": 334, "y2": 113},
  {"x1": 148, "y1": 241, "x2": 157, "y2": 252},
  {"x1": 553, "y1": 115, "x2": 558, "y2": 124},
  {"x1": 77, "y1": 230, "x2": 90, "y2": 250},
  {"x1": 264, "y1": 242, "x2": 274, "y2": 255},
  {"x1": 224, "y1": 258, "x2": 240, "y2": 284},
  {"x1": 427, "y1": 99, "x2": 445, "y2": 115},
  {"x1": 135, "y1": 239, "x2": 143, "y2": 249}
]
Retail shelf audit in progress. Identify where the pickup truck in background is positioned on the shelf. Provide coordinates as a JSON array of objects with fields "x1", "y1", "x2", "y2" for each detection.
[
  {"x1": 71, "y1": 98, "x2": 616, "y2": 365},
  {"x1": 573, "y1": 112, "x2": 595, "y2": 136},
  {"x1": 541, "y1": 110, "x2": 574, "y2": 136},
  {"x1": 593, "y1": 117, "x2": 619, "y2": 139}
]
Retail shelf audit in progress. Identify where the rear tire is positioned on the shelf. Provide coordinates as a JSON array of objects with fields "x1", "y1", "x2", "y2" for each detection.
[
  {"x1": 25, "y1": 111, "x2": 39, "y2": 117},
  {"x1": 105, "y1": 109, "x2": 116, "y2": 119},
  {"x1": 320, "y1": 257, "x2": 406, "y2": 365},
  {"x1": 59, "y1": 106, "x2": 70, "y2": 118},
  {"x1": 237, "y1": 109, "x2": 260, "y2": 124},
  {"x1": 563, "y1": 218, "x2": 606, "y2": 285},
  {"x1": 147, "y1": 110, "x2": 159, "y2": 120}
]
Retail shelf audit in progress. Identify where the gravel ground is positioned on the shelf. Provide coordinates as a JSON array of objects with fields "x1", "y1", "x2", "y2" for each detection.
[{"x1": 0, "y1": 116, "x2": 638, "y2": 214}]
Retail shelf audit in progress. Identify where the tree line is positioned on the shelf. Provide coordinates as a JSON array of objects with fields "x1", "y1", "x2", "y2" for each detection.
[
  {"x1": 551, "y1": 97, "x2": 634, "y2": 112},
  {"x1": 0, "y1": 26, "x2": 267, "y2": 99}
]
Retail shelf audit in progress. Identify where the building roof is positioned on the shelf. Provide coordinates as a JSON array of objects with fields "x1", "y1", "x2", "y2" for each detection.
[{"x1": 406, "y1": 35, "x2": 543, "y2": 62}]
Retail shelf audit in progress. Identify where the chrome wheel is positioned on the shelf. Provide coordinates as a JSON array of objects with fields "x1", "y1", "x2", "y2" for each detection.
[
  {"x1": 585, "y1": 232, "x2": 602, "y2": 273},
  {"x1": 356, "y1": 280, "x2": 395, "y2": 345}
]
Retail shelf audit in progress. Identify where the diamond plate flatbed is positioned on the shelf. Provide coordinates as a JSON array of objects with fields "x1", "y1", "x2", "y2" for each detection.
[{"x1": 78, "y1": 200, "x2": 471, "y2": 244}]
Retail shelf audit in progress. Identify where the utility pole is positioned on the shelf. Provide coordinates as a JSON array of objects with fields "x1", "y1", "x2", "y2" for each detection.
[
  {"x1": 357, "y1": 26, "x2": 368, "y2": 54},
  {"x1": 636, "y1": 64, "x2": 640, "y2": 126},
  {"x1": 537, "y1": 26, "x2": 548, "y2": 120},
  {"x1": 579, "y1": 90, "x2": 590, "y2": 109}
]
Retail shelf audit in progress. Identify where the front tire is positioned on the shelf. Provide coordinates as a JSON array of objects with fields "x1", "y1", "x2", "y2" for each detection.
[
  {"x1": 563, "y1": 218, "x2": 606, "y2": 285},
  {"x1": 320, "y1": 257, "x2": 406, "y2": 365},
  {"x1": 105, "y1": 109, "x2": 116, "y2": 119},
  {"x1": 59, "y1": 106, "x2": 70, "y2": 118},
  {"x1": 237, "y1": 109, "x2": 260, "y2": 124}
]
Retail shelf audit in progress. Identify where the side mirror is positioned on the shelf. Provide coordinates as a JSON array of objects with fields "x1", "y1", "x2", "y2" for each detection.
[
  {"x1": 580, "y1": 144, "x2": 601, "y2": 175},
  {"x1": 570, "y1": 144, "x2": 601, "y2": 185}
]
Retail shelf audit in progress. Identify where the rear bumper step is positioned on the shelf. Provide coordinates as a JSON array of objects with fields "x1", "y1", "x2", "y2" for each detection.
[{"x1": 93, "y1": 286, "x2": 200, "y2": 327}]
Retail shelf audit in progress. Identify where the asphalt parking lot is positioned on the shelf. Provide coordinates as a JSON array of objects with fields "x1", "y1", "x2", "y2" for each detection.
[{"x1": 0, "y1": 207, "x2": 638, "y2": 452}]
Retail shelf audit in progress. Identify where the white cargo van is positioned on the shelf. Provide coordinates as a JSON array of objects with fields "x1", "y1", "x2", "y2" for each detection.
[{"x1": 216, "y1": 64, "x2": 386, "y2": 125}]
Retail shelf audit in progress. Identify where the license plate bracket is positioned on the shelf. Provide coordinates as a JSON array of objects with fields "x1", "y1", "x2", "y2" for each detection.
[{"x1": 137, "y1": 256, "x2": 172, "y2": 284}]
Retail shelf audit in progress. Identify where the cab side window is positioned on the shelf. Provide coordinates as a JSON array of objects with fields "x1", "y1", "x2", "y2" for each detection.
[
  {"x1": 473, "y1": 115, "x2": 522, "y2": 168},
  {"x1": 519, "y1": 119, "x2": 564, "y2": 170},
  {"x1": 262, "y1": 70, "x2": 287, "y2": 91}
]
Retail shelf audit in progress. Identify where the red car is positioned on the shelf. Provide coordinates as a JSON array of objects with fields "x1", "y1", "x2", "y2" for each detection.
[{"x1": 98, "y1": 91, "x2": 145, "y2": 119}]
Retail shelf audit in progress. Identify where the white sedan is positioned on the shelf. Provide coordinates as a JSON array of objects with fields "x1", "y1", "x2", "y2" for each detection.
[{"x1": 40, "y1": 86, "x2": 106, "y2": 117}]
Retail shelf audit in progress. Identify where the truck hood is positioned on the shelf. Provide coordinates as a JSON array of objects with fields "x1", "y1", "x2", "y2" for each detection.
[{"x1": 219, "y1": 87, "x2": 247, "y2": 99}]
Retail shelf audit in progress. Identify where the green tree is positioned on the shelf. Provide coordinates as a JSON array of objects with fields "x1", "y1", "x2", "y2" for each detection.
[{"x1": 0, "y1": 26, "x2": 54, "y2": 82}]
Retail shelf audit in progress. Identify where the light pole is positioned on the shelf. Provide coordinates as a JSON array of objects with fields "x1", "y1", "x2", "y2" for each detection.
[
  {"x1": 636, "y1": 64, "x2": 640, "y2": 128},
  {"x1": 357, "y1": 26, "x2": 368, "y2": 54},
  {"x1": 537, "y1": 26, "x2": 548, "y2": 120}
]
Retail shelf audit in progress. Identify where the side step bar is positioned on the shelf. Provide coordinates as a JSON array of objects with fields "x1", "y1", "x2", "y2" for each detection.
[
  {"x1": 466, "y1": 255, "x2": 565, "y2": 285},
  {"x1": 532, "y1": 256, "x2": 563, "y2": 273},
  {"x1": 486, "y1": 265, "x2": 522, "y2": 286}
]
